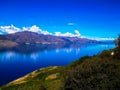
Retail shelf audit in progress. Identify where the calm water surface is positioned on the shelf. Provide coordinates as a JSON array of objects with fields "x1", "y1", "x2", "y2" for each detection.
[{"x1": 0, "y1": 43, "x2": 115, "y2": 86}]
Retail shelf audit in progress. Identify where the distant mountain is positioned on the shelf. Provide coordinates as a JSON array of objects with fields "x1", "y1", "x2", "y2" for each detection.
[
  {"x1": 98, "y1": 40, "x2": 115, "y2": 44},
  {"x1": 0, "y1": 35, "x2": 18, "y2": 49},
  {"x1": 4, "y1": 31, "x2": 65, "y2": 44},
  {"x1": 0, "y1": 40, "x2": 18, "y2": 50},
  {"x1": 60, "y1": 36, "x2": 96, "y2": 43},
  {"x1": 2, "y1": 31, "x2": 97, "y2": 44},
  {"x1": 0, "y1": 35, "x2": 8, "y2": 40}
]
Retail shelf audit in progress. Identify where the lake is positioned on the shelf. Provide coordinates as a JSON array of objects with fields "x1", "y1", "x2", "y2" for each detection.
[{"x1": 0, "y1": 43, "x2": 115, "y2": 86}]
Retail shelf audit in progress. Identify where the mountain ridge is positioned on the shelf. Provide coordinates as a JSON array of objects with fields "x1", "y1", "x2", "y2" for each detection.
[{"x1": 0, "y1": 31, "x2": 97, "y2": 45}]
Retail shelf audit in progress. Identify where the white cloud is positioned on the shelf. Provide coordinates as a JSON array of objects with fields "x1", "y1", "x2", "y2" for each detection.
[
  {"x1": 54, "y1": 30, "x2": 115, "y2": 40},
  {"x1": 88, "y1": 37, "x2": 115, "y2": 41},
  {"x1": 55, "y1": 32, "x2": 75, "y2": 37},
  {"x1": 54, "y1": 30, "x2": 82, "y2": 37},
  {"x1": 0, "y1": 24, "x2": 52, "y2": 35},
  {"x1": 74, "y1": 30, "x2": 81, "y2": 37},
  {"x1": 23, "y1": 25, "x2": 52, "y2": 35},
  {"x1": 41, "y1": 30, "x2": 52, "y2": 35},
  {"x1": 23, "y1": 25, "x2": 42, "y2": 33},
  {"x1": 67, "y1": 23, "x2": 74, "y2": 26},
  {"x1": 0, "y1": 24, "x2": 21, "y2": 34}
]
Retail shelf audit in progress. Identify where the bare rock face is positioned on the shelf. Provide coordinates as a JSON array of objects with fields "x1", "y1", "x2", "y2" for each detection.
[{"x1": 0, "y1": 40, "x2": 18, "y2": 49}]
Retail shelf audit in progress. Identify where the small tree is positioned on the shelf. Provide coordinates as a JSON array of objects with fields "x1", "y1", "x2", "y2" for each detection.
[
  {"x1": 114, "y1": 35, "x2": 120, "y2": 59},
  {"x1": 115, "y1": 35, "x2": 120, "y2": 48}
]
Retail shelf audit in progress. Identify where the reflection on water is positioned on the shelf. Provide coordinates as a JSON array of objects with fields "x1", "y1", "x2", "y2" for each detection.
[{"x1": 0, "y1": 43, "x2": 115, "y2": 86}]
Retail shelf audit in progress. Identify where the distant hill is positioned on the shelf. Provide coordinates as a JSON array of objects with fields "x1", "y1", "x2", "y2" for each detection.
[
  {"x1": 0, "y1": 35, "x2": 8, "y2": 40},
  {"x1": 0, "y1": 40, "x2": 18, "y2": 50},
  {"x1": 5, "y1": 31, "x2": 64, "y2": 44},
  {"x1": 98, "y1": 40, "x2": 115, "y2": 44},
  {"x1": 3, "y1": 31, "x2": 97, "y2": 44},
  {"x1": 0, "y1": 35, "x2": 18, "y2": 49}
]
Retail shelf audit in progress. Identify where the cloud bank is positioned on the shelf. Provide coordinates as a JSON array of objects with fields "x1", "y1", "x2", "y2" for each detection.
[
  {"x1": 0, "y1": 24, "x2": 115, "y2": 40},
  {"x1": 89, "y1": 37, "x2": 115, "y2": 41},
  {"x1": 54, "y1": 30, "x2": 81, "y2": 37},
  {"x1": 0, "y1": 25, "x2": 52, "y2": 35},
  {"x1": 22, "y1": 25, "x2": 52, "y2": 35},
  {"x1": 0, "y1": 24, "x2": 20, "y2": 34}
]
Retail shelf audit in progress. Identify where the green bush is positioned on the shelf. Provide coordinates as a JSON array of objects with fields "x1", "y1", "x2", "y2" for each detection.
[
  {"x1": 63, "y1": 50, "x2": 120, "y2": 90},
  {"x1": 115, "y1": 35, "x2": 120, "y2": 47}
]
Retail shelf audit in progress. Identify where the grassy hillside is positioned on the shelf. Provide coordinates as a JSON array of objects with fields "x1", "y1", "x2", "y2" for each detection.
[
  {"x1": 64, "y1": 49, "x2": 120, "y2": 90},
  {"x1": 0, "y1": 47, "x2": 120, "y2": 90},
  {"x1": 0, "y1": 66, "x2": 65, "y2": 90}
]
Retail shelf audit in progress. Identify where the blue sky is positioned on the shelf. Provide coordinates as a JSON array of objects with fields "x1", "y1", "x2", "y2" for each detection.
[{"x1": 0, "y1": 0, "x2": 120, "y2": 38}]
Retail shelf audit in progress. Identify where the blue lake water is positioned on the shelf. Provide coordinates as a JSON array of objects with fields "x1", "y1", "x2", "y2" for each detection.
[{"x1": 0, "y1": 43, "x2": 115, "y2": 86}]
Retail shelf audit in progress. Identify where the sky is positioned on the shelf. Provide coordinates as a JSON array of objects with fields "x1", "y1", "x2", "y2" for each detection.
[{"x1": 0, "y1": 0, "x2": 120, "y2": 39}]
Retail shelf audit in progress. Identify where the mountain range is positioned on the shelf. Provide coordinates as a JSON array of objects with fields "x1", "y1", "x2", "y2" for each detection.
[{"x1": 0, "y1": 31, "x2": 97, "y2": 45}]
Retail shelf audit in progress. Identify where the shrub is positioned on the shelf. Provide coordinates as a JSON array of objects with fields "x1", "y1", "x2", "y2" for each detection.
[{"x1": 115, "y1": 35, "x2": 120, "y2": 48}]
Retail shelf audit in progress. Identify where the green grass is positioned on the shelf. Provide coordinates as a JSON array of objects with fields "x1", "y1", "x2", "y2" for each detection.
[{"x1": 0, "y1": 66, "x2": 64, "y2": 90}]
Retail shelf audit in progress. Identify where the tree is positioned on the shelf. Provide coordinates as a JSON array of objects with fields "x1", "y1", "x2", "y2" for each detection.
[{"x1": 115, "y1": 35, "x2": 120, "y2": 47}]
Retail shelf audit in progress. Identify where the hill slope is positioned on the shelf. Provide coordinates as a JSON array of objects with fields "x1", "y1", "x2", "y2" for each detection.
[
  {"x1": 2, "y1": 31, "x2": 97, "y2": 44},
  {"x1": 0, "y1": 47, "x2": 120, "y2": 90}
]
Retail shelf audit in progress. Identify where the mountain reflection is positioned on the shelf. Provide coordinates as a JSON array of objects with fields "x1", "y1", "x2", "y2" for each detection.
[{"x1": 0, "y1": 43, "x2": 91, "y2": 54}]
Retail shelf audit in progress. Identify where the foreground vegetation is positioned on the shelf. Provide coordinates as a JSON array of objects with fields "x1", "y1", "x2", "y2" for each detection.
[{"x1": 0, "y1": 36, "x2": 120, "y2": 90}]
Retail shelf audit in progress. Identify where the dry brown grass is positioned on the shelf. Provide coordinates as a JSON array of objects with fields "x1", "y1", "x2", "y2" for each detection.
[
  {"x1": 45, "y1": 73, "x2": 59, "y2": 80},
  {"x1": 6, "y1": 66, "x2": 58, "y2": 86}
]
